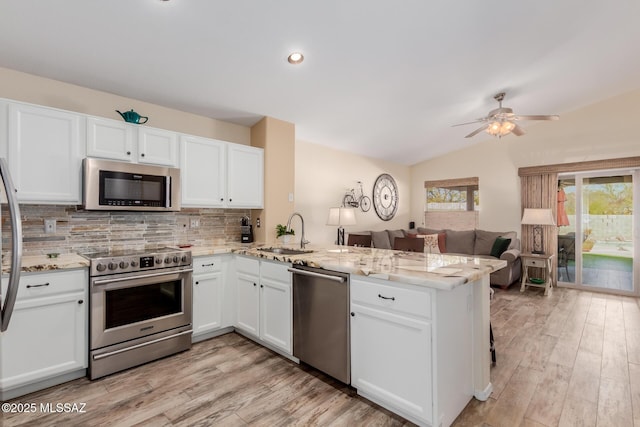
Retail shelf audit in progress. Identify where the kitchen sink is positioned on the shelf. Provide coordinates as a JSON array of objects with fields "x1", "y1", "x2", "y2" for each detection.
[{"x1": 257, "y1": 247, "x2": 314, "y2": 255}]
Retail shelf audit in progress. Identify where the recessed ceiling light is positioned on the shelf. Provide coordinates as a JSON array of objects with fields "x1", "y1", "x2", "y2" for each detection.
[{"x1": 288, "y1": 52, "x2": 304, "y2": 64}]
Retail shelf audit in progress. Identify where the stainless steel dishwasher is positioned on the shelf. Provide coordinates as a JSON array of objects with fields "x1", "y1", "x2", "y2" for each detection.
[{"x1": 289, "y1": 265, "x2": 350, "y2": 384}]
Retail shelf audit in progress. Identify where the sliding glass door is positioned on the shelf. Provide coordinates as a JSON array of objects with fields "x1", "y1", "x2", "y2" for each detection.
[{"x1": 557, "y1": 169, "x2": 638, "y2": 294}]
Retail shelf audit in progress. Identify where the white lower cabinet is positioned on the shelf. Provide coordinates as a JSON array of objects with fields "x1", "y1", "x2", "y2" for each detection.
[
  {"x1": 235, "y1": 256, "x2": 292, "y2": 355},
  {"x1": 0, "y1": 269, "x2": 88, "y2": 400},
  {"x1": 235, "y1": 267, "x2": 260, "y2": 336},
  {"x1": 350, "y1": 276, "x2": 475, "y2": 427},
  {"x1": 192, "y1": 254, "x2": 233, "y2": 341},
  {"x1": 350, "y1": 278, "x2": 433, "y2": 425}
]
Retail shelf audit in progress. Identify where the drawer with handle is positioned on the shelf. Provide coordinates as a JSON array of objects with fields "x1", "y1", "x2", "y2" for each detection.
[
  {"x1": 1, "y1": 269, "x2": 87, "y2": 302},
  {"x1": 351, "y1": 277, "x2": 432, "y2": 319},
  {"x1": 525, "y1": 258, "x2": 546, "y2": 268},
  {"x1": 193, "y1": 256, "x2": 222, "y2": 274}
]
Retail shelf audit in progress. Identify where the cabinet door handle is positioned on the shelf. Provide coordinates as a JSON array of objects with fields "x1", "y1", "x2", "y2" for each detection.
[
  {"x1": 229, "y1": 198, "x2": 232, "y2": 202},
  {"x1": 195, "y1": 281, "x2": 199, "y2": 285},
  {"x1": 378, "y1": 294, "x2": 395, "y2": 301},
  {"x1": 350, "y1": 312, "x2": 355, "y2": 317},
  {"x1": 27, "y1": 282, "x2": 50, "y2": 289},
  {"x1": 260, "y1": 284, "x2": 264, "y2": 288},
  {"x1": 220, "y1": 198, "x2": 224, "y2": 202},
  {"x1": 78, "y1": 299, "x2": 84, "y2": 304},
  {"x1": 253, "y1": 283, "x2": 257, "y2": 287},
  {"x1": 140, "y1": 153, "x2": 145, "y2": 157},
  {"x1": 201, "y1": 263, "x2": 215, "y2": 267},
  {"x1": 126, "y1": 151, "x2": 131, "y2": 155}
]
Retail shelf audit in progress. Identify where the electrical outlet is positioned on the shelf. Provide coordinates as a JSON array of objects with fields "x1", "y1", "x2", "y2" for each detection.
[
  {"x1": 190, "y1": 218, "x2": 200, "y2": 228},
  {"x1": 256, "y1": 218, "x2": 260, "y2": 228},
  {"x1": 44, "y1": 219, "x2": 56, "y2": 234}
]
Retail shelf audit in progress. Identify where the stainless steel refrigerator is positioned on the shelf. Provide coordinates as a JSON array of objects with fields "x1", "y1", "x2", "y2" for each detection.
[{"x1": 0, "y1": 158, "x2": 22, "y2": 332}]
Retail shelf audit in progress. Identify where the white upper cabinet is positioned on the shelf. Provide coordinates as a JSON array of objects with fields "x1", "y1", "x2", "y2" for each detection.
[
  {"x1": 87, "y1": 116, "x2": 178, "y2": 167},
  {"x1": 181, "y1": 137, "x2": 264, "y2": 209},
  {"x1": 137, "y1": 127, "x2": 178, "y2": 166},
  {"x1": 227, "y1": 144, "x2": 264, "y2": 208},
  {"x1": 180, "y1": 135, "x2": 226, "y2": 207},
  {"x1": 7, "y1": 102, "x2": 84, "y2": 203},
  {"x1": 86, "y1": 117, "x2": 135, "y2": 161}
]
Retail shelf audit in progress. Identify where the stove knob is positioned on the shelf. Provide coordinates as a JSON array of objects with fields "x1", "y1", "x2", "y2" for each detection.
[
  {"x1": 165, "y1": 256, "x2": 171, "y2": 264},
  {"x1": 156, "y1": 258, "x2": 163, "y2": 264},
  {"x1": 173, "y1": 256, "x2": 180, "y2": 263},
  {"x1": 96, "y1": 263, "x2": 107, "y2": 272},
  {"x1": 108, "y1": 262, "x2": 118, "y2": 270},
  {"x1": 181, "y1": 255, "x2": 188, "y2": 263},
  {"x1": 130, "y1": 260, "x2": 138, "y2": 267},
  {"x1": 119, "y1": 261, "x2": 129, "y2": 269}
]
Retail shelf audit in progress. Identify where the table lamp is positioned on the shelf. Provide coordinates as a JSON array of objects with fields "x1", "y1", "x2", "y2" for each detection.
[
  {"x1": 327, "y1": 207, "x2": 357, "y2": 245},
  {"x1": 521, "y1": 208, "x2": 556, "y2": 254}
]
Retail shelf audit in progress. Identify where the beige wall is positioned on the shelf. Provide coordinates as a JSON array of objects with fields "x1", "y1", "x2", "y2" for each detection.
[
  {"x1": 0, "y1": 67, "x2": 250, "y2": 144},
  {"x1": 410, "y1": 89, "x2": 640, "y2": 235},
  {"x1": 295, "y1": 141, "x2": 411, "y2": 246},
  {"x1": 251, "y1": 117, "x2": 295, "y2": 244}
]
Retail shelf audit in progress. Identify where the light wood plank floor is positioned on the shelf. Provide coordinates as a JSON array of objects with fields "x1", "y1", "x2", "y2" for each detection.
[{"x1": 3, "y1": 285, "x2": 640, "y2": 427}]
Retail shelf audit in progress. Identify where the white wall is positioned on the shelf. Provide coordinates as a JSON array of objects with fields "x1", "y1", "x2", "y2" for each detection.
[
  {"x1": 295, "y1": 140, "x2": 411, "y2": 246},
  {"x1": 410, "y1": 89, "x2": 640, "y2": 235}
]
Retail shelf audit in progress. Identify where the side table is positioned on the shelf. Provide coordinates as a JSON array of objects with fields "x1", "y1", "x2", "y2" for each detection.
[{"x1": 520, "y1": 253, "x2": 555, "y2": 296}]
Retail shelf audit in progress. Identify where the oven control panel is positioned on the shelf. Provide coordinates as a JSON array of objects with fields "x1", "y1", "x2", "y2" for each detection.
[{"x1": 89, "y1": 250, "x2": 192, "y2": 276}]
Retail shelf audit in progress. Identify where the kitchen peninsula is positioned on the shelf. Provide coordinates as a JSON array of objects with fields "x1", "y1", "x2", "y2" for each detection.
[
  {"x1": 234, "y1": 245, "x2": 506, "y2": 427},
  {"x1": 3, "y1": 246, "x2": 505, "y2": 427}
]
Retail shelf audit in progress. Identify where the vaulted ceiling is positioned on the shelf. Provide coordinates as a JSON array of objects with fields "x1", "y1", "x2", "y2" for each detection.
[{"x1": 1, "y1": 1, "x2": 639, "y2": 165}]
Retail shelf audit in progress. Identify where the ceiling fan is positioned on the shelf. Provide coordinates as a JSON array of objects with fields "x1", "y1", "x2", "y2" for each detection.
[{"x1": 453, "y1": 92, "x2": 559, "y2": 138}]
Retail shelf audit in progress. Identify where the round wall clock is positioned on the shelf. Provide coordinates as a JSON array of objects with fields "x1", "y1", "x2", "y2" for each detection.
[{"x1": 373, "y1": 173, "x2": 398, "y2": 221}]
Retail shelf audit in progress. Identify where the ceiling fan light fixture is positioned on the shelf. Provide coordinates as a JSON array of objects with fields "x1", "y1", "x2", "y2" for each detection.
[{"x1": 486, "y1": 120, "x2": 515, "y2": 137}]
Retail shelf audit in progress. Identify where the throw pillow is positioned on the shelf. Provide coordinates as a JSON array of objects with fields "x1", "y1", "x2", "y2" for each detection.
[
  {"x1": 371, "y1": 230, "x2": 392, "y2": 249},
  {"x1": 490, "y1": 237, "x2": 512, "y2": 258},
  {"x1": 474, "y1": 230, "x2": 504, "y2": 255},
  {"x1": 417, "y1": 234, "x2": 441, "y2": 254},
  {"x1": 444, "y1": 229, "x2": 475, "y2": 254},
  {"x1": 386, "y1": 229, "x2": 405, "y2": 247}
]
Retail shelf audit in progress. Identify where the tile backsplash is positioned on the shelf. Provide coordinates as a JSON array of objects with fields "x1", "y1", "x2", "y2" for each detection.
[{"x1": 1, "y1": 205, "x2": 250, "y2": 256}]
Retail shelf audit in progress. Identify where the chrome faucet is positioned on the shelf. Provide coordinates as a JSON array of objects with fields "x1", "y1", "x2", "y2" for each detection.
[{"x1": 286, "y1": 212, "x2": 309, "y2": 249}]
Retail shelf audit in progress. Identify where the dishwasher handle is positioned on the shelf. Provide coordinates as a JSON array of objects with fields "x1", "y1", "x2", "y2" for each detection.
[{"x1": 288, "y1": 268, "x2": 346, "y2": 283}]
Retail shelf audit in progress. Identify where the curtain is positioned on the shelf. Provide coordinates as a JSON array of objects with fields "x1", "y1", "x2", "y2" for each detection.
[{"x1": 520, "y1": 173, "x2": 558, "y2": 283}]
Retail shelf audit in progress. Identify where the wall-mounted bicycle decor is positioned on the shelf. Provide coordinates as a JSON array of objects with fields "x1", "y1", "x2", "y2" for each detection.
[{"x1": 342, "y1": 181, "x2": 371, "y2": 212}]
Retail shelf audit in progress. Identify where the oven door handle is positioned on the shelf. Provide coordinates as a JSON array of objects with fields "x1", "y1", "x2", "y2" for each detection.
[
  {"x1": 93, "y1": 268, "x2": 193, "y2": 285},
  {"x1": 92, "y1": 329, "x2": 193, "y2": 361}
]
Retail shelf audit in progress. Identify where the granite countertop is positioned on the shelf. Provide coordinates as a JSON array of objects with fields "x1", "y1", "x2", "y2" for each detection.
[
  {"x1": 2, "y1": 244, "x2": 506, "y2": 290},
  {"x1": 234, "y1": 245, "x2": 507, "y2": 291},
  {"x1": 2, "y1": 253, "x2": 90, "y2": 274}
]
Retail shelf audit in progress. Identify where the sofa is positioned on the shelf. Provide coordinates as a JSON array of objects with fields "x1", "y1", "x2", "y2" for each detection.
[{"x1": 348, "y1": 228, "x2": 522, "y2": 288}]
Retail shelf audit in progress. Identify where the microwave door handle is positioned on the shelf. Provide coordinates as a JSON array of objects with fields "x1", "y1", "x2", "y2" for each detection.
[
  {"x1": 166, "y1": 176, "x2": 170, "y2": 208},
  {"x1": 0, "y1": 158, "x2": 23, "y2": 332}
]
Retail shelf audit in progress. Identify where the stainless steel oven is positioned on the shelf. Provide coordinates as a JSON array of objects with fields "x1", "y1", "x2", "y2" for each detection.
[{"x1": 85, "y1": 248, "x2": 192, "y2": 380}]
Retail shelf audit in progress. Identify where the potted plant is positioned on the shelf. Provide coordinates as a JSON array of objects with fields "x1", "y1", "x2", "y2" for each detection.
[{"x1": 276, "y1": 224, "x2": 295, "y2": 244}]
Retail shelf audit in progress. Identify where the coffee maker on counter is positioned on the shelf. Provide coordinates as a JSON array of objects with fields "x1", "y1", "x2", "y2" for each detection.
[{"x1": 241, "y1": 216, "x2": 253, "y2": 243}]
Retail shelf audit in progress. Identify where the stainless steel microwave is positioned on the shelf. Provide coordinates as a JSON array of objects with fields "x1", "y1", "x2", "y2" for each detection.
[{"x1": 83, "y1": 158, "x2": 181, "y2": 211}]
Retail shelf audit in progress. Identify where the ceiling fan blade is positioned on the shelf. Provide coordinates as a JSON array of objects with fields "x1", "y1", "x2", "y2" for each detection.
[
  {"x1": 514, "y1": 114, "x2": 559, "y2": 121},
  {"x1": 464, "y1": 124, "x2": 488, "y2": 138},
  {"x1": 452, "y1": 118, "x2": 487, "y2": 127},
  {"x1": 511, "y1": 124, "x2": 526, "y2": 136}
]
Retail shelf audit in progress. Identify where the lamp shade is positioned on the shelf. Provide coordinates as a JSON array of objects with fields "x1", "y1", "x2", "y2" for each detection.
[
  {"x1": 327, "y1": 207, "x2": 357, "y2": 226},
  {"x1": 521, "y1": 208, "x2": 556, "y2": 226}
]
